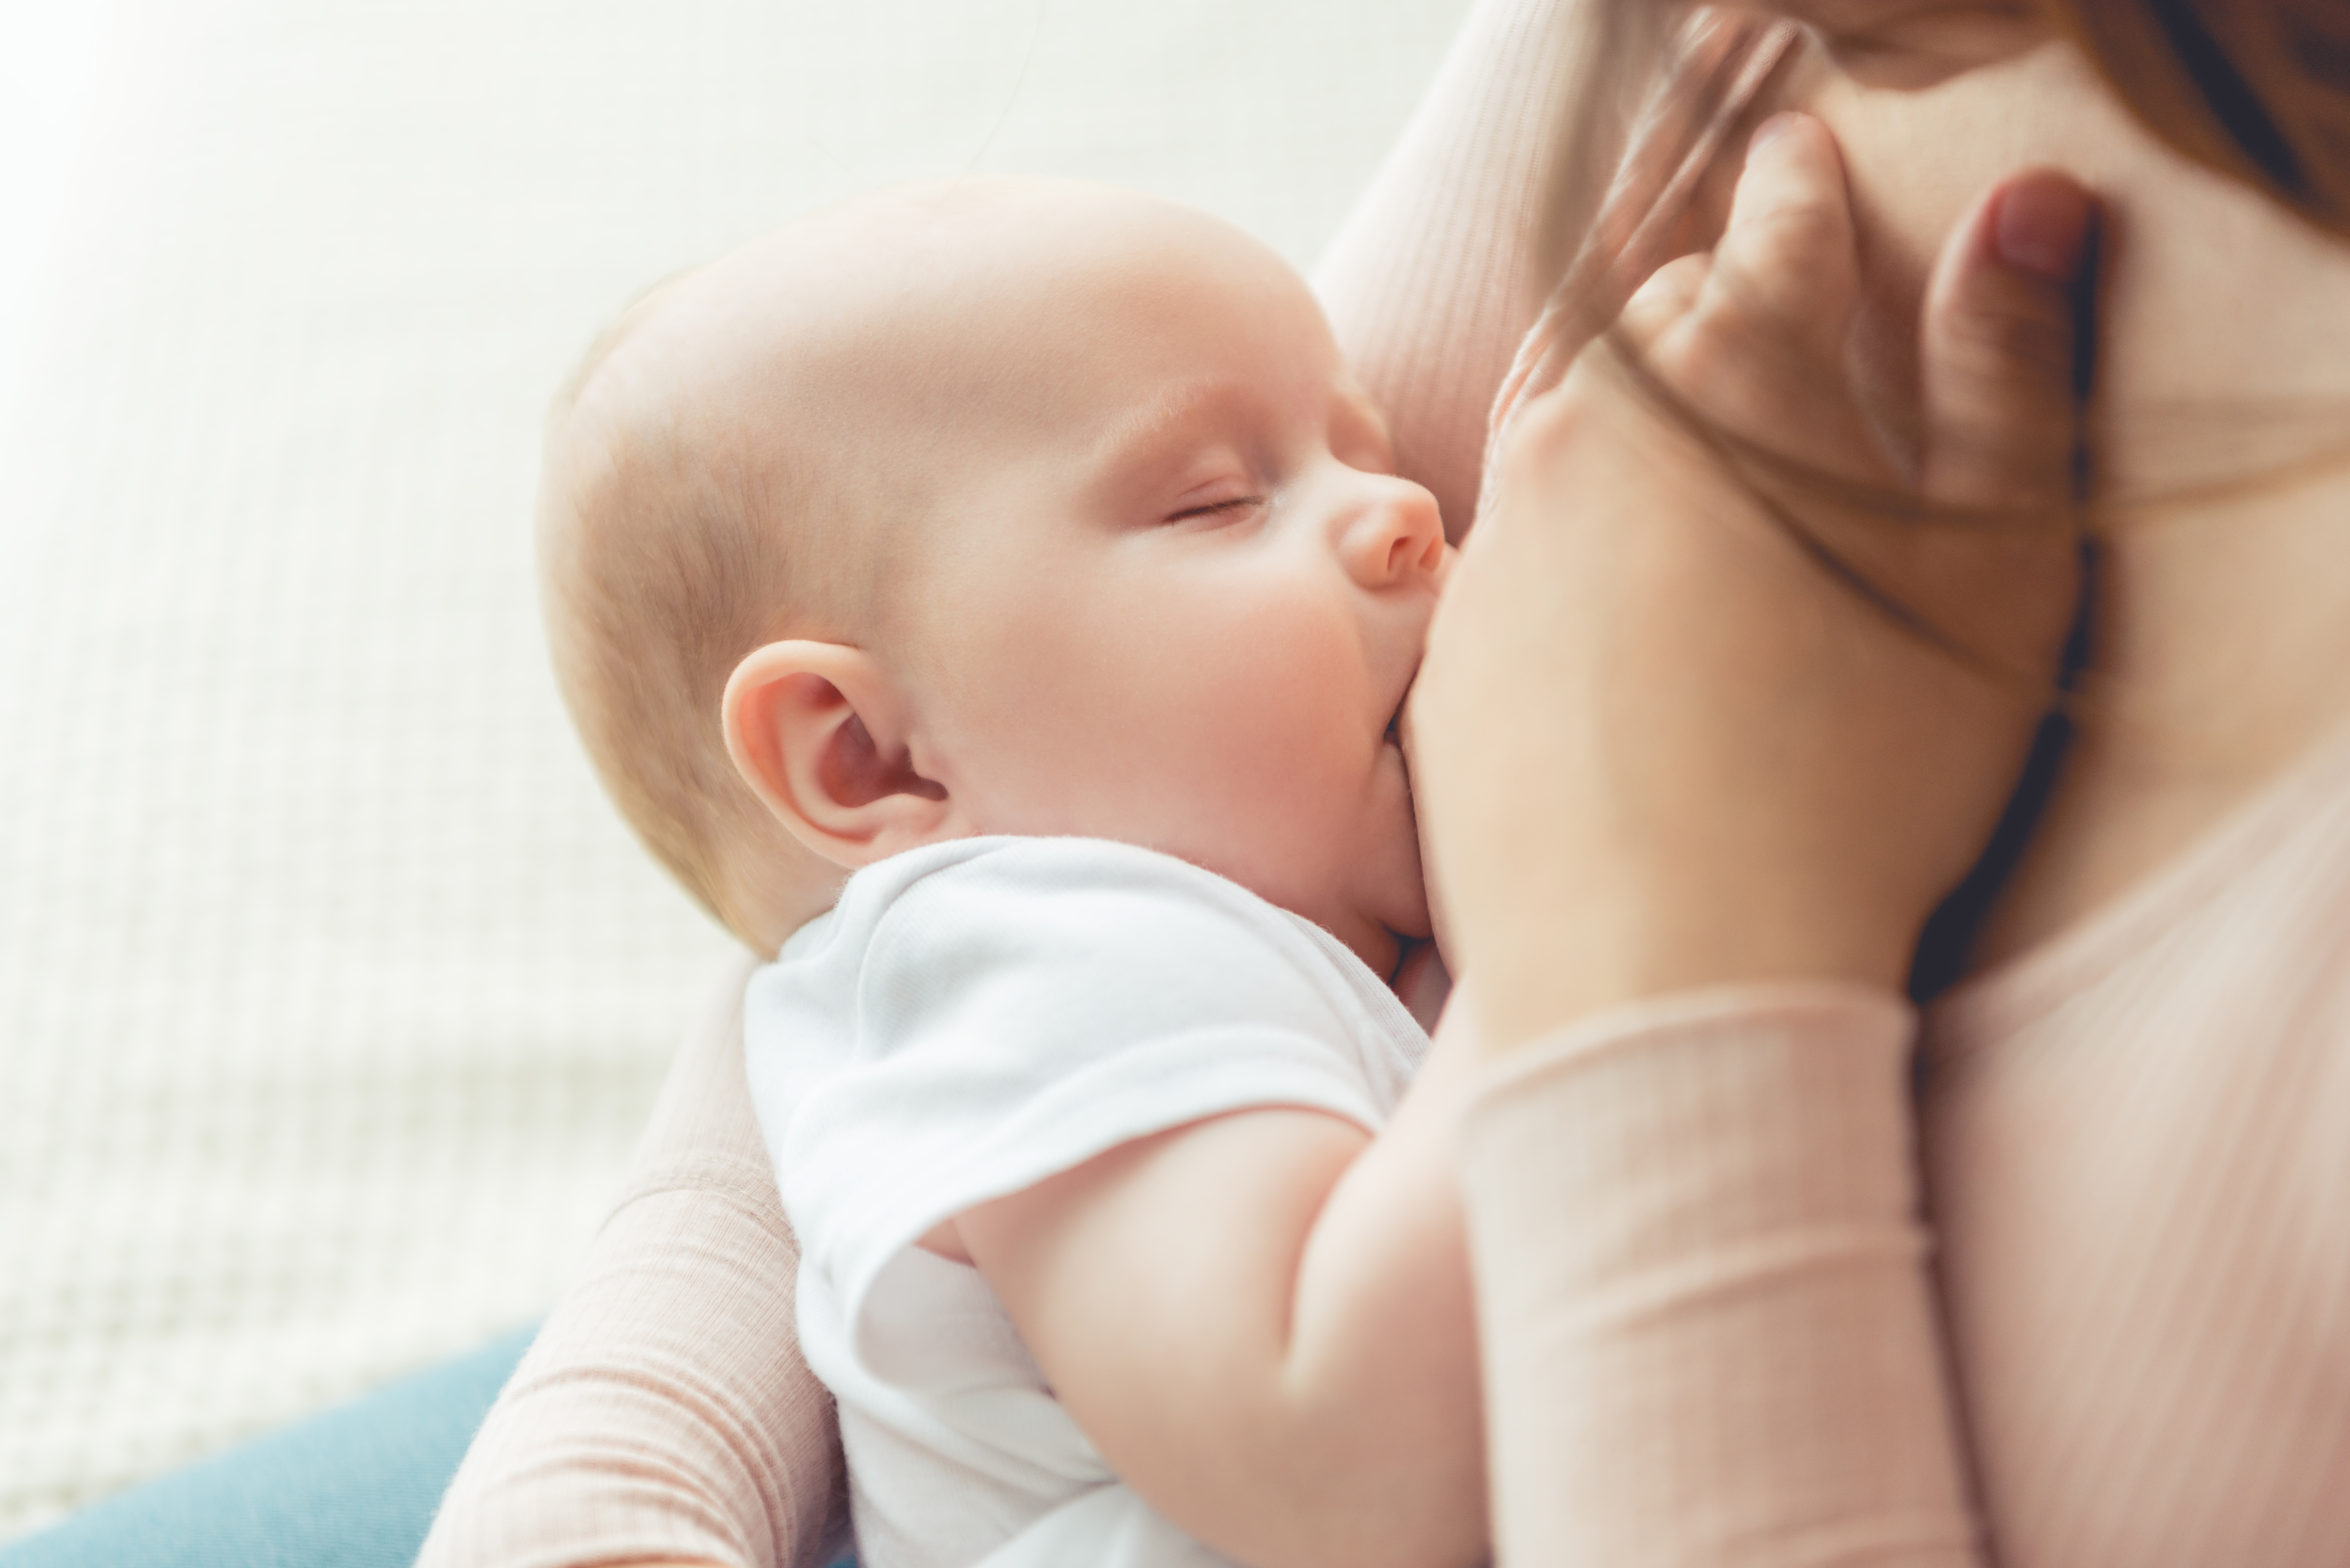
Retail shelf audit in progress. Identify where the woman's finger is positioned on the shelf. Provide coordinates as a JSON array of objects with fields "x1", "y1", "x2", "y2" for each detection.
[
  {"x1": 1657, "y1": 112, "x2": 1885, "y2": 481},
  {"x1": 1418, "y1": 117, "x2": 2100, "y2": 1043},
  {"x1": 1694, "y1": 113, "x2": 1862, "y2": 373},
  {"x1": 1919, "y1": 169, "x2": 2097, "y2": 509},
  {"x1": 1616, "y1": 253, "x2": 1709, "y2": 350}
]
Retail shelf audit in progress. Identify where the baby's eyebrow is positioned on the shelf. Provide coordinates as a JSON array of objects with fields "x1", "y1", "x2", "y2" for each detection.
[{"x1": 1086, "y1": 376, "x2": 1244, "y2": 472}]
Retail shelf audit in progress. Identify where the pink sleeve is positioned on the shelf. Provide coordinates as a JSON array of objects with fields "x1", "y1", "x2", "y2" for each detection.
[
  {"x1": 1312, "y1": 0, "x2": 1799, "y2": 546},
  {"x1": 418, "y1": 958, "x2": 848, "y2": 1568},
  {"x1": 1310, "y1": 0, "x2": 1590, "y2": 539},
  {"x1": 1455, "y1": 985, "x2": 1985, "y2": 1567}
]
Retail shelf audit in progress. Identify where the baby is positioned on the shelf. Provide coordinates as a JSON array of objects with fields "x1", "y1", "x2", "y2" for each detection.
[{"x1": 539, "y1": 179, "x2": 1486, "y2": 1568}]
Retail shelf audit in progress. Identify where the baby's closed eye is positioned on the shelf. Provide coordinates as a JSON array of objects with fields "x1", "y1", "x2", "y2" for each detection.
[{"x1": 1164, "y1": 493, "x2": 1264, "y2": 524}]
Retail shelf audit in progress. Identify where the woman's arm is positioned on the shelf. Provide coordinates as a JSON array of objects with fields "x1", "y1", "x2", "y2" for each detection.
[
  {"x1": 1418, "y1": 107, "x2": 2092, "y2": 1040},
  {"x1": 1462, "y1": 985, "x2": 1981, "y2": 1566},
  {"x1": 1312, "y1": 0, "x2": 1795, "y2": 545},
  {"x1": 1310, "y1": 0, "x2": 1593, "y2": 538},
  {"x1": 1412, "y1": 106, "x2": 2096, "y2": 1566},
  {"x1": 418, "y1": 957, "x2": 848, "y2": 1568}
]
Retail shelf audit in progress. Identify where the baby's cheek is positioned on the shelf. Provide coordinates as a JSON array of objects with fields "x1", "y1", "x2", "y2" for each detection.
[
  {"x1": 1086, "y1": 572, "x2": 1368, "y2": 868},
  {"x1": 1225, "y1": 655, "x2": 1373, "y2": 840}
]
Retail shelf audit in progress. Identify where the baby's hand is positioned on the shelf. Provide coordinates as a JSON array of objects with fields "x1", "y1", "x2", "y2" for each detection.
[{"x1": 1412, "y1": 112, "x2": 2095, "y2": 1048}]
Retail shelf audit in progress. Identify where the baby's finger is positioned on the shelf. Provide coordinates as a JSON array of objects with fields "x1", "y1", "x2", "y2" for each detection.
[{"x1": 1919, "y1": 170, "x2": 2096, "y2": 511}]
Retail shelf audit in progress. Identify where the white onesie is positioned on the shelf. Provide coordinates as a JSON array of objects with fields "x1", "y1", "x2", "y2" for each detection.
[{"x1": 744, "y1": 836, "x2": 1429, "y2": 1568}]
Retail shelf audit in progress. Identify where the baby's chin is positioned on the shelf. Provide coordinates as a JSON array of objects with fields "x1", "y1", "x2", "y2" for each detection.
[
  {"x1": 1343, "y1": 875, "x2": 1437, "y2": 988},
  {"x1": 1388, "y1": 937, "x2": 1453, "y2": 1030},
  {"x1": 1378, "y1": 879, "x2": 1437, "y2": 948},
  {"x1": 1375, "y1": 821, "x2": 1438, "y2": 946}
]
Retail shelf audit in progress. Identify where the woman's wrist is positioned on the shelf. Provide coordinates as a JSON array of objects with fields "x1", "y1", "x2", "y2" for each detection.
[{"x1": 1451, "y1": 872, "x2": 1914, "y2": 1055}]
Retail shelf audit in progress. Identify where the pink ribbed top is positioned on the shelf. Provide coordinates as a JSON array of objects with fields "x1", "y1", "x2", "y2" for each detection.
[
  {"x1": 1920, "y1": 714, "x2": 2350, "y2": 1564},
  {"x1": 1458, "y1": 715, "x2": 2350, "y2": 1567},
  {"x1": 420, "y1": 966, "x2": 849, "y2": 1568}
]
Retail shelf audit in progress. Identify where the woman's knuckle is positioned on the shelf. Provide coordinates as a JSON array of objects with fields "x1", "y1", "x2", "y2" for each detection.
[
  {"x1": 1728, "y1": 194, "x2": 1850, "y2": 277},
  {"x1": 1759, "y1": 190, "x2": 1846, "y2": 246},
  {"x1": 1503, "y1": 383, "x2": 1589, "y2": 466},
  {"x1": 1941, "y1": 283, "x2": 2077, "y2": 381},
  {"x1": 1682, "y1": 291, "x2": 1813, "y2": 402}
]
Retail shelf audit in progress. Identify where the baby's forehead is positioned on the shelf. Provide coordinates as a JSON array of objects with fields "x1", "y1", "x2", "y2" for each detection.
[
  {"x1": 691, "y1": 183, "x2": 1311, "y2": 380},
  {"x1": 588, "y1": 181, "x2": 1339, "y2": 526}
]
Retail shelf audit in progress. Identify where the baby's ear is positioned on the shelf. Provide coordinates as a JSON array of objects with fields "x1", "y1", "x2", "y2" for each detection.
[{"x1": 723, "y1": 641, "x2": 965, "y2": 870}]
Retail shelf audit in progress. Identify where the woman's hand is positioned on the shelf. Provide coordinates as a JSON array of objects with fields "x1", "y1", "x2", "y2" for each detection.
[{"x1": 1409, "y1": 112, "x2": 2096, "y2": 1051}]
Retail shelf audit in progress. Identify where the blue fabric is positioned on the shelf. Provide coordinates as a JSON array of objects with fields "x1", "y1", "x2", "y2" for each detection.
[{"x1": 0, "y1": 1326, "x2": 536, "y2": 1568}]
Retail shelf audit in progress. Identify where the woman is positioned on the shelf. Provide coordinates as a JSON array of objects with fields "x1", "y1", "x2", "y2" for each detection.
[
  {"x1": 422, "y1": 2, "x2": 2350, "y2": 1564},
  {"x1": 1420, "y1": 2, "x2": 2350, "y2": 1564}
]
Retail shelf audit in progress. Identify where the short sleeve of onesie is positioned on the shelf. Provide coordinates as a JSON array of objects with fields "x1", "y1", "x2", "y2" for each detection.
[{"x1": 743, "y1": 837, "x2": 1428, "y2": 1568}]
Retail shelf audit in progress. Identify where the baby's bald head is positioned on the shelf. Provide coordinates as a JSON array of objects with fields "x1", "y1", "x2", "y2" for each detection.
[{"x1": 540, "y1": 179, "x2": 1244, "y2": 950}]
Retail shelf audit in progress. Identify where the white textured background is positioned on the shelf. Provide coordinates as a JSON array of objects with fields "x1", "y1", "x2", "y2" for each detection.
[{"x1": 0, "y1": 0, "x2": 1471, "y2": 1539}]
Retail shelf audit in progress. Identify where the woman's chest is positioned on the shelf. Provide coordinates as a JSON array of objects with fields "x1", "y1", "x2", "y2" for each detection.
[{"x1": 1922, "y1": 879, "x2": 2350, "y2": 1566}]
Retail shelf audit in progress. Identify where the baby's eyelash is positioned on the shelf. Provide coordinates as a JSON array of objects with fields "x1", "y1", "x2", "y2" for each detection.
[{"x1": 1165, "y1": 495, "x2": 1262, "y2": 523}]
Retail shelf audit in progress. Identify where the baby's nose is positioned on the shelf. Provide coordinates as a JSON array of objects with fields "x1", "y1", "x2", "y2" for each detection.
[{"x1": 1339, "y1": 477, "x2": 1445, "y2": 589}]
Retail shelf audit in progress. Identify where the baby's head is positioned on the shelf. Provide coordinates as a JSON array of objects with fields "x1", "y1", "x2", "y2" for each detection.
[{"x1": 541, "y1": 179, "x2": 1449, "y2": 971}]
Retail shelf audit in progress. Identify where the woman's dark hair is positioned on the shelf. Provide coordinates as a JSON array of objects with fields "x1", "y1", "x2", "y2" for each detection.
[{"x1": 2051, "y1": 1, "x2": 2350, "y2": 241}]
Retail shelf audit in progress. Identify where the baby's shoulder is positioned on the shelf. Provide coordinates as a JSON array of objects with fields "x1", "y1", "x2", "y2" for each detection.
[
  {"x1": 762, "y1": 835, "x2": 1414, "y2": 1063},
  {"x1": 805, "y1": 835, "x2": 1306, "y2": 968}
]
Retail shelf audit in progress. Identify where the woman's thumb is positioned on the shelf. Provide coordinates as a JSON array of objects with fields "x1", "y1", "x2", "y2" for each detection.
[{"x1": 1920, "y1": 170, "x2": 2098, "y2": 509}]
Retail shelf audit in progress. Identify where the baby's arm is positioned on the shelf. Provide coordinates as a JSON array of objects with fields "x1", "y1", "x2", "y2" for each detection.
[{"x1": 950, "y1": 996, "x2": 1490, "y2": 1568}]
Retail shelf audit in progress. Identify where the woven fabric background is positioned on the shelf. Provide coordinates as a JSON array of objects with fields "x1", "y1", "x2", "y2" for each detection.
[{"x1": 0, "y1": 0, "x2": 1470, "y2": 1537}]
